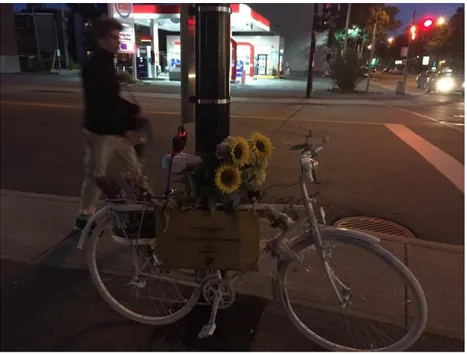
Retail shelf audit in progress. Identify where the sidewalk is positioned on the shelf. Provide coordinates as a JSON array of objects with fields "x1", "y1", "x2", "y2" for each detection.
[
  {"x1": 1, "y1": 189, "x2": 464, "y2": 341},
  {"x1": 3, "y1": 82, "x2": 434, "y2": 107},
  {"x1": 2, "y1": 73, "x2": 421, "y2": 105}
]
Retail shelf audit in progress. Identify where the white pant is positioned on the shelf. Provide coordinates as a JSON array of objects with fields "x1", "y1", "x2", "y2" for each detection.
[{"x1": 79, "y1": 129, "x2": 143, "y2": 216}]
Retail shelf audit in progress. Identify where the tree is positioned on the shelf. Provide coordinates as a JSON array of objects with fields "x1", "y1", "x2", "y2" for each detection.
[
  {"x1": 427, "y1": 6, "x2": 464, "y2": 68},
  {"x1": 330, "y1": 4, "x2": 401, "y2": 53},
  {"x1": 330, "y1": 52, "x2": 366, "y2": 92}
]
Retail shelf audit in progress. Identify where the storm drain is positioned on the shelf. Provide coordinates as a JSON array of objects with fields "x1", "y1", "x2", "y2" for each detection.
[{"x1": 333, "y1": 217, "x2": 415, "y2": 239}]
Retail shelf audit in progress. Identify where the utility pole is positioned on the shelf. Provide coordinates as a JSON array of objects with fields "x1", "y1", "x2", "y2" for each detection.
[
  {"x1": 343, "y1": 3, "x2": 351, "y2": 56},
  {"x1": 305, "y1": 5, "x2": 315, "y2": 98},
  {"x1": 31, "y1": 5, "x2": 43, "y2": 66},
  {"x1": 60, "y1": 4, "x2": 70, "y2": 69},
  {"x1": 53, "y1": 13, "x2": 61, "y2": 73},
  {"x1": 365, "y1": 21, "x2": 377, "y2": 92},
  {"x1": 403, "y1": 9, "x2": 416, "y2": 93},
  {"x1": 194, "y1": 4, "x2": 231, "y2": 154}
]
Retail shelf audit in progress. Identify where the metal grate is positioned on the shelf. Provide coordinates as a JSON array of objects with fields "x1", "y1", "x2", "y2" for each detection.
[{"x1": 334, "y1": 217, "x2": 415, "y2": 239}]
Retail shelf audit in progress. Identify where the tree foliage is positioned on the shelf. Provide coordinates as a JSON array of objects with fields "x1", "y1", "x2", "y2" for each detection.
[
  {"x1": 427, "y1": 6, "x2": 464, "y2": 66},
  {"x1": 330, "y1": 52, "x2": 366, "y2": 92},
  {"x1": 331, "y1": 4, "x2": 401, "y2": 52}
]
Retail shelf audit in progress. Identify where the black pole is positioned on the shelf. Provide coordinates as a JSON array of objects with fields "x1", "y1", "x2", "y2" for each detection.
[
  {"x1": 305, "y1": 5, "x2": 315, "y2": 98},
  {"x1": 195, "y1": 4, "x2": 231, "y2": 155},
  {"x1": 403, "y1": 9, "x2": 416, "y2": 91}
]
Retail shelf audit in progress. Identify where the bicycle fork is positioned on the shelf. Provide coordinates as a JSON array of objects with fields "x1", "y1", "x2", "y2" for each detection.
[{"x1": 299, "y1": 176, "x2": 352, "y2": 308}]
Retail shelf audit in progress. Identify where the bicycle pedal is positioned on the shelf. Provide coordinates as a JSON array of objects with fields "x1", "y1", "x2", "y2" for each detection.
[{"x1": 198, "y1": 323, "x2": 216, "y2": 339}]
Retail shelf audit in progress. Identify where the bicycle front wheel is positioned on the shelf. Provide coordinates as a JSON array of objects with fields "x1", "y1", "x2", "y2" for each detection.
[
  {"x1": 86, "y1": 208, "x2": 203, "y2": 326},
  {"x1": 275, "y1": 231, "x2": 428, "y2": 351}
]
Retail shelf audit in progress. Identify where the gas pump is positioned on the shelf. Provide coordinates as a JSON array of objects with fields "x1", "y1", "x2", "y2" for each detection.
[{"x1": 136, "y1": 45, "x2": 153, "y2": 79}]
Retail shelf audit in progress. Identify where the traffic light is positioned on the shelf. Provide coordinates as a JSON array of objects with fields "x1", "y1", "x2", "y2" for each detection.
[
  {"x1": 410, "y1": 25, "x2": 417, "y2": 40},
  {"x1": 423, "y1": 19, "x2": 434, "y2": 28}
]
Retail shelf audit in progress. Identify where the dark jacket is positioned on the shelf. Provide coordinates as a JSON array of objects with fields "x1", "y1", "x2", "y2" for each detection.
[{"x1": 81, "y1": 48, "x2": 139, "y2": 135}]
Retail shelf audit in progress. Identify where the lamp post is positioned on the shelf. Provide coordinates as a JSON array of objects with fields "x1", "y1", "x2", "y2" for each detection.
[
  {"x1": 402, "y1": 9, "x2": 416, "y2": 93},
  {"x1": 194, "y1": 4, "x2": 231, "y2": 155},
  {"x1": 343, "y1": 4, "x2": 351, "y2": 56},
  {"x1": 365, "y1": 21, "x2": 377, "y2": 93}
]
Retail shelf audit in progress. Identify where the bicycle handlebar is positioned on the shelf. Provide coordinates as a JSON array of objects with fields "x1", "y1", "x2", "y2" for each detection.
[{"x1": 298, "y1": 136, "x2": 329, "y2": 184}]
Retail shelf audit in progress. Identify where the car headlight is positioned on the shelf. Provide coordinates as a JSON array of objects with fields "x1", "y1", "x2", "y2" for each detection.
[{"x1": 437, "y1": 78, "x2": 455, "y2": 92}]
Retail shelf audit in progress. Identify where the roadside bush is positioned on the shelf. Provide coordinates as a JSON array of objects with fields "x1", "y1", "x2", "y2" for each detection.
[{"x1": 330, "y1": 53, "x2": 365, "y2": 92}]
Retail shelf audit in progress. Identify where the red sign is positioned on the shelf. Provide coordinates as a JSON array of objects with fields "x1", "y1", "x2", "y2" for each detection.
[{"x1": 115, "y1": 3, "x2": 131, "y2": 18}]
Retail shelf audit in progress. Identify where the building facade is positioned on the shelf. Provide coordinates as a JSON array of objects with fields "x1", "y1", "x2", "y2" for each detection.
[
  {"x1": 108, "y1": 3, "x2": 282, "y2": 81},
  {"x1": 0, "y1": 4, "x2": 21, "y2": 73}
]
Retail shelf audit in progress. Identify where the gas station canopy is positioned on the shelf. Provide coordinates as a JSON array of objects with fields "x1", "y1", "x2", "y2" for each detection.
[{"x1": 131, "y1": 4, "x2": 270, "y2": 32}]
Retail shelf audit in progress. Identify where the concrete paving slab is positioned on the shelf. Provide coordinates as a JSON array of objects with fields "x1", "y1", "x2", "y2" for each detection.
[
  {"x1": 407, "y1": 244, "x2": 464, "y2": 339},
  {"x1": 0, "y1": 192, "x2": 79, "y2": 262}
]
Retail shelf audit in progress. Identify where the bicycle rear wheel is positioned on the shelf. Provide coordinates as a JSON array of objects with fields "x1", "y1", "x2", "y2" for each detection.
[
  {"x1": 275, "y1": 231, "x2": 427, "y2": 351},
  {"x1": 86, "y1": 208, "x2": 203, "y2": 326}
]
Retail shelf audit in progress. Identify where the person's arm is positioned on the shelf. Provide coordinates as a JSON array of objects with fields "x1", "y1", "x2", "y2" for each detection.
[{"x1": 119, "y1": 96, "x2": 140, "y2": 115}]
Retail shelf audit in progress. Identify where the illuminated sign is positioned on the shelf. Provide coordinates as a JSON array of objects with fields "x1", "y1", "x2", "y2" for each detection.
[
  {"x1": 119, "y1": 26, "x2": 135, "y2": 53},
  {"x1": 115, "y1": 3, "x2": 132, "y2": 18},
  {"x1": 119, "y1": 32, "x2": 134, "y2": 42},
  {"x1": 119, "y1": 42, "x2": 135, "y2": 53},
  {"x1": 422, "y1": 56, "x2": 430, "y2": 66}
]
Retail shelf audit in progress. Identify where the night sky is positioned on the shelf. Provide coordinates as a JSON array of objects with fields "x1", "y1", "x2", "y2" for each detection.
[
  {"x1": 249, "y1": 3, "x2": 463, "y2": 36},
  {"x1": 14, "y1": 2, "x2": 463, "y2": 36}
]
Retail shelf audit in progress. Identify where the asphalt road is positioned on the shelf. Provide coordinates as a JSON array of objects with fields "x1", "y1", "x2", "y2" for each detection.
[{"x1": 0, "y1": 86, "x2": 464, "y2": 245}]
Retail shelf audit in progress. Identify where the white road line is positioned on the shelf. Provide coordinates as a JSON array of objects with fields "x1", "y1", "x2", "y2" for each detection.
[
  {"x1": 393, "y1": 107, "x2": 464, "y2": 133},
  {"x1": 386, "y1": 124, "x2": 464, "y2": 194}
]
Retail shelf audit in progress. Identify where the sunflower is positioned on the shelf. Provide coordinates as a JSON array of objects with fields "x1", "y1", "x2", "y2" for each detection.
[
  {"x1": 229, "y1": 136, "x2": 250, "y2": 167},
  {"x1": 214, "y1": 164, "x2": 242, "y2": 194},
  {"x1": 250, "y1": 132, "x2": 274, "y2": 159}
]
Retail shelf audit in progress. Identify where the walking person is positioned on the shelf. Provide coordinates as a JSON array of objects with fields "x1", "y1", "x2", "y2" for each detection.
[{"x1": 75, "y1": 17, "x2": 144, "y2": 231}]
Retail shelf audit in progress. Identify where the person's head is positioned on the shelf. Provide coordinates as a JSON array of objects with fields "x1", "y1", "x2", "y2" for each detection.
[{"x1": 94, "y1": 17, "x2": 122, "y2": 54}]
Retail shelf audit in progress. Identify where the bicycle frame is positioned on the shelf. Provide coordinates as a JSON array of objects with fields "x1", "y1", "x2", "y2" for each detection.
[{"x1": 77, "y1": 138, "x2": 382, "y2": 308}]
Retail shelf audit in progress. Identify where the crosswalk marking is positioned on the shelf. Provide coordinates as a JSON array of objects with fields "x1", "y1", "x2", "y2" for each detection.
[
  {"x1": 386, "y1": 124, "x2": 464, "y2": 194},
  {"x1": 393, "y1": 108, "x2": 464, "y2": 133}
]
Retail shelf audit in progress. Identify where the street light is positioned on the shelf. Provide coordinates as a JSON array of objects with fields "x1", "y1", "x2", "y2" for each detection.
[
  {"x1": 387, "y1": 37, "x2": 394, "y2": 44},
  {"x1": 437, "y1": 17, "x2": 446, "y2": 25},
  {"x1": 367, "y1": 44, "x2": 372, "y2": 49}
]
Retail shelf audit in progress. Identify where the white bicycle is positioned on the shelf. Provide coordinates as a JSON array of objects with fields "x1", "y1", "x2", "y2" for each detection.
[{"x1": 77, "y1": 130, "x2": 427, "y2": 351}]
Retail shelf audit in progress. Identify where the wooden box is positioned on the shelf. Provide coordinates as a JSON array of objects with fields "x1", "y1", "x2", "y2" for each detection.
[{"x1": 156, "y1": 210, "x2": 260, "y2": 271}]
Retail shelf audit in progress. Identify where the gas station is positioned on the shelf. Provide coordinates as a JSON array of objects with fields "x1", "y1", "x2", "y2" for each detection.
[{"x1": 108, "y1": 3, "x2": 284, "y2": 82}]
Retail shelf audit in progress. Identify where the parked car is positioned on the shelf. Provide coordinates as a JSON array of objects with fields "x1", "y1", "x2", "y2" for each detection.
[
  {"x1": 426, "y1": 70, "x2": 464, "y2": 95},
  {"x1": 416, "y1": 70, "x2": 436, "y2": 89}
]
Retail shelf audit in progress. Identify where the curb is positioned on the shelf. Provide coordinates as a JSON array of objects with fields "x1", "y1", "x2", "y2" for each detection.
[{"x1": 2, "y1": 189, "x2": 463, "y2": 255}]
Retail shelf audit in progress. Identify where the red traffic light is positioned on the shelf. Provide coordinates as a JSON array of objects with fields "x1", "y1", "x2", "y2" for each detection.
[
  {"x1": 410, "y1": 25, "x2": 417, "y2": 40},
  {"x1": 423, "y1": 19, "x2": 434, "y2": 28}
]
